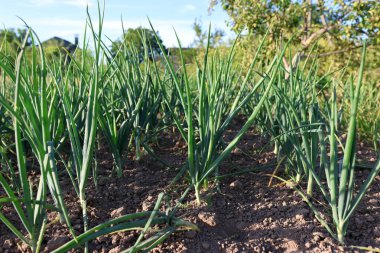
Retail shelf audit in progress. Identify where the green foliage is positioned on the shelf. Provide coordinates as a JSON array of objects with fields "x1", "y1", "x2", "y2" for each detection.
[
  {"x1": 41, "y1": 37, "x2": 78, "y2": 62},
  {"x1": 0, "y1": 28, "x2": 31, "y2": 56},
  {"x1": 1, "y1": 29, "x2": 81, "y2": 65},
  {"x1": 211, "y1": 0, "x2": 380, "y2": 46},
  {"x1": 192, "y1": 18, "x2": 225, "y2": 48},
  {"x1": 211, "y1": 0, "x2": 303, "y2": 37},
  {"x1": 111, "y1": 27, "x2": 166, "y2": 60}
]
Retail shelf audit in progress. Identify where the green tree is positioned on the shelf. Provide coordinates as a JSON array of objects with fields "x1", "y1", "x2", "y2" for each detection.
[
  {"x1": 210, "y1": 0, "x2": 380, "y2": 68},
  {"x1": 192, "y1": 18, "x2": 225, "y2": 48},
  {"x1": 111, "y1": 27, "x2": 166, "y2": 60},
  {"x1": 0, "y1": 28, "x2": 31, "y2": 56}
]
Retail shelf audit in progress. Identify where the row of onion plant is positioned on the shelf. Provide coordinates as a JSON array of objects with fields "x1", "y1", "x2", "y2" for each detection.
[
  {"x1": 253, "y1": 42, "x2": 380, "y2": 244},
  {"x1": 0, "y1": 6, "x2": 196, "y2": 253},
  {"x1": 295, "y1": 43, "x2": 380, "y2": 244},
  {"x1": 97, "y1": 29, "x2": 165, "y2": 177},
  {"x1": 151, "y1": 24, "x2": 291, "y2": 204}
]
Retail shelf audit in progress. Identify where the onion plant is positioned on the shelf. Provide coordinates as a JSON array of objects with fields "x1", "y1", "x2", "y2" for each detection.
[
  {"x1": 52, "y1": 6, "x2": 105, "y2": 253},
  {"x1": 0, "y1": 29, "x2": 74, "y2": 252},
  {"x1": 0, "y1": 99, "x2": 12, "y2": 148},
  {"x1": 98, "y1": 30, "x2": 162, "y2": 176},
  {"x1": 50, "y1": 6, "x2": 192, "y2": 251},
  {"x1": 356, "y1": 80, "x2": 380, "y2": 146},
  {"x1": 245, "y1": 47, "x2": 325, "y2": 195},
  {"x1": 52, "y1": 193, "x2": 197, "y2": 253},
  {"x1": 115, "y1": 30, "x2": 163, "y2": 127},
  {"x1": 151, "y1": 24, "x2": 286, "y2": 204},
  {"x1": 0, "y1": 4, "x2": 199, "y2": 252},
  {"x1": 292, "y1": 43, "x2": 380, "y2": 244},
  {"x1": 266, "y1": 56, "x2": 325, "y2": 195},
  {"x1": 0, "y1": 45, "x2": 15, "y2": 149}
]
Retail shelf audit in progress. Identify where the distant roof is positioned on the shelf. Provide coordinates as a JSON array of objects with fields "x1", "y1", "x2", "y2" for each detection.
[{"x1": 41, "y1": 36, "x2": 77, "y2": 52}]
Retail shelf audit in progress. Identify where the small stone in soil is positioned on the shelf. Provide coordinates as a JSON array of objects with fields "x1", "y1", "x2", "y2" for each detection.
[
  {"x1": 229, "y1": 180, "x2": 243, "y2": 189},
  {"x1": 111, "y1": 234, "x2": 120, "y2": 245},
  {"x1": 110, "y1": 206, "x2": 126, "y2": 218},
  {"x1": 20, "y1": 242, "x2": 29, "y2": 252},
  {"x1": 312, "y1": 232, "x2": 324, "y2": 242},
  {"x1": 232, "y1": 147, "x2": 242, "y2": 155},
  {"x1": 4, "y1": 239, "x2": 13, "y2": 249},
  {"x1": 198, "y1": 211, "x2": 217, "y2": 226},
  {"x1": 109, "y1": 246, "x2": 122, "y2": 253},
  {"x1": 142, "y1": 201, "x2": 154, "y2": 211},
  {"x1": 323, "y1": 237, "x2": 334, "y2": 246},
  {"x1": 120, "y1": 234, "x2": 135, "y2": 244}
]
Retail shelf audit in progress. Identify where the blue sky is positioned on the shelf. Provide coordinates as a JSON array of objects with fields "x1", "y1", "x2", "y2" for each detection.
[{"x1": 0, "y1": 0, "x2": 235, "y2": 47}]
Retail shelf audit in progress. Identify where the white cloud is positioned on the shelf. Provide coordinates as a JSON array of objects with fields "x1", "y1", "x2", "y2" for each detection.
[
  {"x1": 24, "y1": 17, "x2": 232, "y2": 48},
  {"x1": 28, "y1": 0, "x2": 93, "y2": 7},
  {"x1": 28, "y1": 18, "x2": 86, "y2": 28},
  {"x1": 28, "y1": 0, "x2": 54, "y2": 5},
  {"x1": 184, "y1": 4, "x2": 196, "y2": 11},
  {"x1": 27, "y1": 18, "x2": 193, "y2": 46},
  {"x1": 62, "y1": 0, "x2": 93, "y2": 7}
]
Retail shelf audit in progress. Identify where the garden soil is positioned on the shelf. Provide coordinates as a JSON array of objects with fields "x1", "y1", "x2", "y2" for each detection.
[{"x1": 1, "y1": 120, "x2": 379, "y2": 253}]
